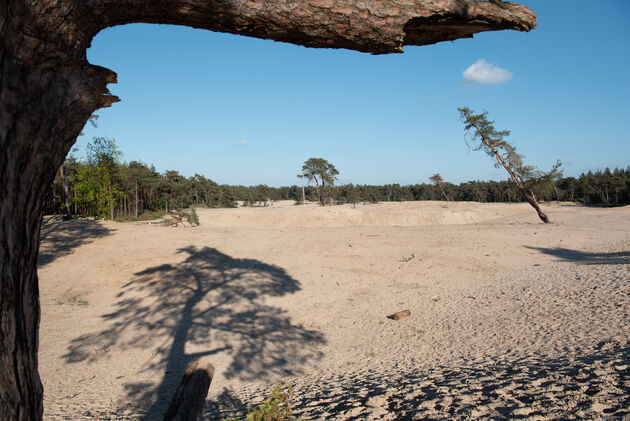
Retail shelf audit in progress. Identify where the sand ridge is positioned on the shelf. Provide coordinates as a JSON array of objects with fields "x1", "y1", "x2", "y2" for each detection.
[
  {"x1": 37, "y1": 201, "x2": 630, "y2": 419},
  {"x1": 197, "y1": 200, "x2": 537, "y2": 228}
]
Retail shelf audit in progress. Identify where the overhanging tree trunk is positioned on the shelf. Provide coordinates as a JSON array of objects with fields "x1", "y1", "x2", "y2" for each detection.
[{"x1": 0, "y1": 1, "x2": 535, "y2": 419}]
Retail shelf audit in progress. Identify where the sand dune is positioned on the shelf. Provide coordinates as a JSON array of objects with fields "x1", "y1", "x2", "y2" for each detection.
[
  {"x1": 200, "y1": 200, "x2": 538, "y2": 228},
  {"x1": 37, "y1": 201, "x2": 630, "y2": 420}
]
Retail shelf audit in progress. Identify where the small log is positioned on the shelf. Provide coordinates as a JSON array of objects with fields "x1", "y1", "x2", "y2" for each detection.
[
  {"x1": 163, "y1": 360, "x2": 215, "y2": 421},
  {"x1": 390, "y1": 310, "x2": 411, "y2": 321}
]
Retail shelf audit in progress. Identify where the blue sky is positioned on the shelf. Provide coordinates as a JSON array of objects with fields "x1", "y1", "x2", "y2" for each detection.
[{"x1": 78, "y1": 0, "x2": 630, "y2": 187}]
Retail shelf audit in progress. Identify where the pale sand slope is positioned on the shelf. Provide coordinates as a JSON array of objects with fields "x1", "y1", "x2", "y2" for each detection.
[{"x1": 37, "y1": 201, "x2": 630, "y2": 420}]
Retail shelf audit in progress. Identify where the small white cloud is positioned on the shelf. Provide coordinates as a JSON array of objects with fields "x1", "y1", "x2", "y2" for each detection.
[
  {"x1": 463, "y1": 59, "x2": 513, "y2": 85},
  {"x1": 230, "y1": 139, "x2": 247, "y2": 146}
]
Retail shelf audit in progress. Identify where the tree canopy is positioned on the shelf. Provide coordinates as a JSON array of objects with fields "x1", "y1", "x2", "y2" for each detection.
[{"x1": 301, "y1": 158, "x2": 339, "y2": 206}]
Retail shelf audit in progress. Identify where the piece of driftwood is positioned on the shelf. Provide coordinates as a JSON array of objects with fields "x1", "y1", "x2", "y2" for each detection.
[
  {"x1": 390, "y1": 310, "x2": 411, "y2": 320},
  {"x1": 163, "y1": 360, "x2": 215, "y2": 421}
]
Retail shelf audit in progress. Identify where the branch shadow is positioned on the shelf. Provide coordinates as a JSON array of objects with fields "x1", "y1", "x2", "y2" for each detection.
[
  {"x1": 38, "y1": 220, "x2": 115, "y2": 266},
  {"x1": 220, "y1": 341, "x2": 628, "y2": 421},
  {"x1": 62, "y1": 246, "x2": 324, "y2": 419},
  {"x1": 524, "y1": 246, "x2": 630, "y2": 265}
]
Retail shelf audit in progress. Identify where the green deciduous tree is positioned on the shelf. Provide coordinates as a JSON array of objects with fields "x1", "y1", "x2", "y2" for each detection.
[{"x1": 74, "y1": 137, "x2": 123, "y2": 219}]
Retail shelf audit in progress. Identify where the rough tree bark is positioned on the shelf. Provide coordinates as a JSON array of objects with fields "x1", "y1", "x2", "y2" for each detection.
[{"x1": 0, "y1": 1, "x2": 535, "y2": 419}]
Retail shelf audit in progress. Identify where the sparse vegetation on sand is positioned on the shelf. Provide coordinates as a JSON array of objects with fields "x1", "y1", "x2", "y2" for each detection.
[
  {"x1": 162, "y1": 207, "x2": 200, "y2": 227},
  {"x1": 223, "y1": 385, "x2": 304, "y2": 421},
  {"x1": 55, "y1": 298, "x2": 89, "y2": 307}
]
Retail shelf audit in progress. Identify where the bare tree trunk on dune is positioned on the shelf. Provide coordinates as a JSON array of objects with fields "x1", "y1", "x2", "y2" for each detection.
[{"x1": 0, "y1": 1, "x2": 535, "y2": 418}]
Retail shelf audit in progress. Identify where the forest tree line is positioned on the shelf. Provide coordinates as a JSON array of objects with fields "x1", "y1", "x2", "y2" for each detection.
[{"x1": 44, "y1": 137, "x2": 630, "y2": 220}]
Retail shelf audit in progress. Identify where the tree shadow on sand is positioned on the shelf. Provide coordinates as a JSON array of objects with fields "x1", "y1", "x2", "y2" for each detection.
[
  {"x1": 38, "y1": 220, "x2": 115, "y2": 266},
  {"x1": 525, "y1": 246, "x2": 630, "y2": 265},
  {"x1": 216, "y1": 341, "x2": 629, "y2": 420},
  {"x1": 62, "y1": 246, "x2": 324, "y2": 420}
]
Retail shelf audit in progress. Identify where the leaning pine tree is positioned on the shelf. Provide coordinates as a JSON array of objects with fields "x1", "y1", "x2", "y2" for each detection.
[
  {"x1": 458, "y1": 107, "x2": 550, "y2": 223},
  {"x1": 429, "y1": 173, "x2": 450, "y2": 201}
]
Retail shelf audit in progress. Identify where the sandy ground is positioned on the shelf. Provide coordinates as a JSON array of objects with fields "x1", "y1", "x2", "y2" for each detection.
[{"x1": 37, "y1": 201, "x2": 630, "y2": 420}]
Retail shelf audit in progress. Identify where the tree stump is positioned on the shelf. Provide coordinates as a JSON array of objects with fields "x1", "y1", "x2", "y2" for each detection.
[{"x1": 163, "y1": 360, "x2": 215, "y2": 421}]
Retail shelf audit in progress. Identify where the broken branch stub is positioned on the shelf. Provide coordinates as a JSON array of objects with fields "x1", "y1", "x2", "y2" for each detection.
[{"x1": 162, "y1": 360, "x2": 215, "y2": 421}]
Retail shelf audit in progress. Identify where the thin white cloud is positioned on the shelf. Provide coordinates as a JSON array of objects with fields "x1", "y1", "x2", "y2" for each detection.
[
  {"x1": 230, "y1": 139, "x2": 247, "y2": 146},
  {"x1": 463, "y1": 59, "x2": 513, "y2": 85}
]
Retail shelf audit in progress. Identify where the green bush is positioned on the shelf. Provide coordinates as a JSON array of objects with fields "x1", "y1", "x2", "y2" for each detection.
[
  {"x1": 162, "y1": 208, "x2": 200, "y2": 227},
  {"x1": 223, "y1": 385, "x2": 304, "y2": 421},
  {"x1": 189, "y1": 207, "x2": 200, "y2": 226}
]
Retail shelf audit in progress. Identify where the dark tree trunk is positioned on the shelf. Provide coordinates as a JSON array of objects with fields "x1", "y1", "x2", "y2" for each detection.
[
  {"x1": 0, "y1": 0, "x2": 535, "y2": 419},
  {"x1": 0, "y1": 207, "x2": 43, "y2": 421},
  {"x1": 1, "y1": 10, "x2": 117, "y2": 418}
]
